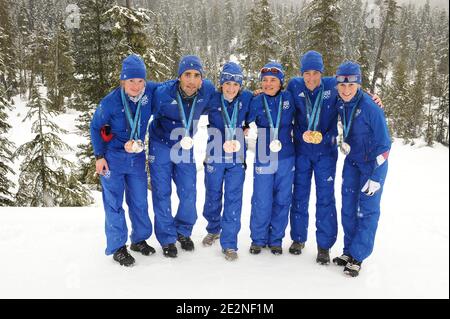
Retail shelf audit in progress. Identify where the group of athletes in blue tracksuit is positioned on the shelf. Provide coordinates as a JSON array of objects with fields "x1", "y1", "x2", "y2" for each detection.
[{"x1": 91, "y1": 52, "x2": 390, "y2": 277}]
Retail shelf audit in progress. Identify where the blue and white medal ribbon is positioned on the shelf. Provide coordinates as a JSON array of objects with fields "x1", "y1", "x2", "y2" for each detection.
[
  {"x1": 121, "y1": 88, "x2": 144, "y2": 153},
  {"x1": 176, "y1": 91, "x2": 197, "y2": 150},
  {"x1": 341, "y1": 92, "x2": 363, "y2": 155},
  {"x1": 263, "y1": 95, "x2": 283, "y2": 153},
  {"x1": 221, "y1": 95, "x2": 241, "y2": 153}
]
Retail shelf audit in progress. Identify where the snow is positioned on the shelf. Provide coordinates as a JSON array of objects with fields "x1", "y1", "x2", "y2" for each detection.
[{"x1": 1, "y1": 96, "x2": 448, "y2": 299}]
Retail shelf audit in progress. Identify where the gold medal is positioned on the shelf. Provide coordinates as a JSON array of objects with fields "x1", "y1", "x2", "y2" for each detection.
[{"x1": 311, "y1": 131, "x2": 323, "y2": 144}]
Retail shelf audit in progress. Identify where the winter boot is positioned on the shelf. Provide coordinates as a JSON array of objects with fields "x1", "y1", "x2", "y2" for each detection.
[
  {"x1": 249, "y1": 243, "x2": 262, "y2": 255},
  {"x1": 130, "y1": 240, "x2": 156, "y2": 256},
  {"x1": 202, "y1": 233, "x2": 220, "y2": 247},
  {"x1": 177, "y1": 233, "x2": 195, "y2": 251},
  {"x1": 289, "y1": 241, "x2": 305, "y2": 255},
  {"x1": 113, "y1": 246, "x2": 135, "y2": 267},
  {"x1": 333, "y1": 254, "x2": 352, "y2": 266},
  {"x1": 162, "y1": 243, "x2": 178, "y2": 258},
  {"x1": 223, "y1": 248, "x2": 238, "y2": 261},
  {"x1": 316, "y1": 246, "x2": 330, "y2": 265},
  {"x1": 270, "y1": 246, "x2": 283, "y2": 255},
  {"x1": 344, "y1": 258, "x2": 362, "y2": 277}
]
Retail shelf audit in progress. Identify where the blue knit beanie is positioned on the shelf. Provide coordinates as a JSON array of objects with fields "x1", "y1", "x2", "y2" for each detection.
[
  {"x1": 120, "y1": 54, "x2": 146, "y2": 80},
  {"x1": 178, "y1": 55, "x2": 204, "y2": 78},
  {"x1": 260, "y1": 61, "x2": 285, "y2": 85},
  {"x1": 300, "y1": 50, "x2": 324, "y2": 74},
  {"x1": 220, "y1": 62, "x2": 243, "y2": 86},
  {"x1": 336, "y1": 61, "x2": 362, "y2": 84}
]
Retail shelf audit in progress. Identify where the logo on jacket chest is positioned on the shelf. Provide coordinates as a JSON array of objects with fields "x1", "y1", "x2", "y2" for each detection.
[
  {"x1": 141, "y1": 95, "x2": 149, "y2": 106},
  {"x1": 283, "y1": 101, "x2": 290, "y2": 110}
]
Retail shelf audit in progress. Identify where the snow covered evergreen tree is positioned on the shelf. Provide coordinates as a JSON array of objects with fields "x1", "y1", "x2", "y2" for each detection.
[
  {"x1": 303, "y1": 0, "x2": 342, "y2": 75},
  {"x1": 240, "y1": 0, "x2": 279, "y2": 89},
  {"x1": 44, "y1": 22, "x2": 75, "y2": 113},
  {"x1": 0, "y1": 81, "x2": 15, "y2": 206},
  {"x1": 14, "y1": 84, "x2": 92, "y2": 206},
  {"x1": 0, "y1": 0, "x2": 17, "y2": 98}
]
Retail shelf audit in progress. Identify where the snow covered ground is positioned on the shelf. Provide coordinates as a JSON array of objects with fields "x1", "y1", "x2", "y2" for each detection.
[{"x1": 1, "y1": 95, "x2": 448, "y2": 299}]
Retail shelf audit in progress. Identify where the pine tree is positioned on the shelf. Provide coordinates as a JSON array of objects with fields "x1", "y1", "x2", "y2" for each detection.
[
  {"x1": 240, "y1": 0, "x2": 279, "y2": 89},
  {"x1": 280, "y1": 6, "x2": 299, "y2": 82},
  {"x1": 72, "y1": 0, "x2": 116, "y2": 185},
  {"x1": 0, "y1": 81, "x2": 15, "y2": 206},
  {"x1": 384, "y1": 7, "x2": 411, "y2": 143},
  {"x1": 105, "y1": 2, "x2": 152, "y2": 79},
  {"x1": 14, "y1": 84, "x2": 92, "y2": 206},
  {"x1": 370, "y1": 0, "x2": 399, "y2": 92},
  {"x1": 0, "y1": 0, "x2": 17, "y2": 98},
  {"x1": 223, "y1": 0, "x2": 235, "y2": 52},
  {"x1": 357, "y1": 36, "x2": 371, "y2": 90},
  {"x1": 44, "y1": 22, "x2": 75, "y2": 112},
  {"x1": 168, "y1": 26, "x2": 182, "y2": 78},
  {"x1": 303, "y1": 0, "x2": 342, "y2": 75},
  {"x1": 146, "y1": 15, "x2": 171, "y2": 82}
]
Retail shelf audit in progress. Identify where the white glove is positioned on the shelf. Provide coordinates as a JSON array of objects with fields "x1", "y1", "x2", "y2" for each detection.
[{"x1": 361, "y1": 179, "x2": 381, "y2": 196}]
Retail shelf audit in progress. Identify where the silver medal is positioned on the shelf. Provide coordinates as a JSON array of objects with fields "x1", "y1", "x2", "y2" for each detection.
[
  {"x1": 180, "y1": 136, "x2": 194, "y2": 150},
  {"x1": 340, "y1": 142, "x2": 351, "y2": 155},
  {"x1": 132, "y1": 139, "x2": 144, "y2": 153},
  {"x1": 269, "y1": 139, "x2": 282, "y2": 153}
]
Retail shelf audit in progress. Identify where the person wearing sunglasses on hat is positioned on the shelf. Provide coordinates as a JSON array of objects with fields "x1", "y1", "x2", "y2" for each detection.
[
  {"x1": 286, "y1": 51, "x2": 384, "y2": 266},
  {"x1": 90, "y1": 54, "x2": 158, "y2": 267},
  {"x1": 333, "y1": 60, "x2": 391, "y2": 277},
  {"x1": 148, "y1": 55, "x2": 216, "y2": 258},
  {"x1": 201, "y1": 61, "x2": 253, "y2": 261},
  {"x1": 246, "y1": 61, "x2": 296, "y2": 255}
]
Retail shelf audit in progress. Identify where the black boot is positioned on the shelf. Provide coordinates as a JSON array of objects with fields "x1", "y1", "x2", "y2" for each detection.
[
  {"x1": 113, "y1": 246, "x2": 135, "y2": 267},
  {"x1": 130, "y1": 240, "x2": 156, "y2": 256},
  {"x1": 270, "y1": 246, "x2": 283, "y2": 255},
  {"x1": 344, "y1": 257, "x2": 362, "y2": 277},
  {"x1": 249, "y1": 243, "x2": 262, "y2": 254},
  {"x1": 177, "y1": 233, "x2": 195, "y2": 251},
  {"x1": 333, "y1": 254, "x2": 351, "y2": 266},
  {"x1": 162, "y1": 243, "x2": 178, "y2": 258},
  {"x1": 316, "y1": 246, "x2": 330, "y2": 265},
  {"x1": 289, "y1": 241, "x2": 305, "y2": 255}
]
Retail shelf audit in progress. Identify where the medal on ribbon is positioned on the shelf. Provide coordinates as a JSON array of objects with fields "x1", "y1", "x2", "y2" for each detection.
[
  {"x1": 303, "y1": 85, "x2": 324, "y2": 145},
  {"x1": 221, "y1": 95, "x2": 240, "y2": 153},
  {"x1": 176, "y1": 91, "x2": 197, "y2": 150},
  {"x1": 340, "y1": 92, "x2": 363, "y2": 155},
  {"x1": 121, "y1": 88, "x2": 144, "y2": 153},
  {"x1": 263, "y1": 95, "x2": 283, "y2": 153}
]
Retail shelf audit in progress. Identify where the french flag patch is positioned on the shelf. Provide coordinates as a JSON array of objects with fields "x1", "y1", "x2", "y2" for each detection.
[{"x1": 376, "y1": 151, "x2": 389, "y2": 166}]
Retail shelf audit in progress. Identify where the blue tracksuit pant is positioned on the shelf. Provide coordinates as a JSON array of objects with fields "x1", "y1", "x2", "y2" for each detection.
[{"x1": 101, "y1": 151, "x2": 152, "y2": 255}]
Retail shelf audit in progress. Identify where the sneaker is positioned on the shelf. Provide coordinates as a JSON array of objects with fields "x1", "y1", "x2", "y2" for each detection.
[
  {"x1": 202, "y1": 233, "x2": 220, "y2": 246},
  {"x1": 270, "y1": 246, "x2": 283, "y2": 255},
  {"x1": 177, "y1": 233, "x2": 195, "y2": 251},
  {"x1": 344, "y1": 258, "x2": 362, "y2": 277},
  {"x1": 316, "y1": 246, "x2": 330, "y2": 265},
  {"x1": 333, "y1": 254, "x2": 352, "y2": 266},
  {"x1": 162, "y1": 243, "x2": 178, "y2": 258},
  {"x1": 130, "y1": 240, "x2": 156, "y2": 256},
  {"x1": 113, "y1": 246, "x2": 135, "y2": 267},
  {"x1": 249, "y1": 243, "x2": 262, "y2": 254},
  {"x1": 223, "y1": 248, "x2": 238, "y2": 261},
  {"x1": 289, "y1": 241, "x2": 305, "y2": 255}
]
